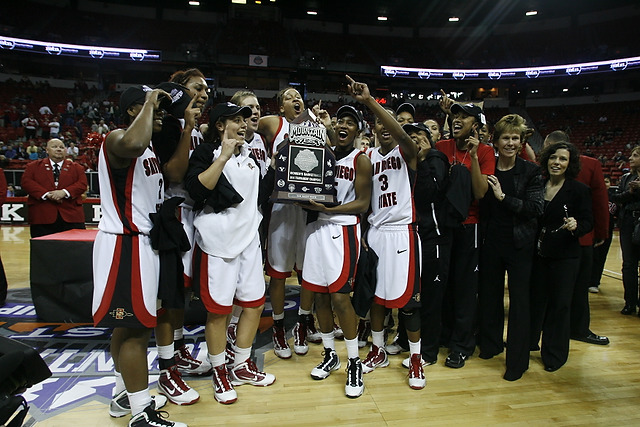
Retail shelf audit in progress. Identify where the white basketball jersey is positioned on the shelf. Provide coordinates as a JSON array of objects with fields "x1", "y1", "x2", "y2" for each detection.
[
  {"x1": 98, "y1": 142, "x2": 164, "y2": 235},
  {"x1": 247, "y1": 132, "x2": 269, "y2": 177},
  {"x1": 164, "y1": 122, "x2": 204, "y2": 207},
  {"x1": 367, "y1": 145, "x2": 416, "y2": 228},
  {"x1": 319, "y1": 147, "x2": 362, "y2": 226}
]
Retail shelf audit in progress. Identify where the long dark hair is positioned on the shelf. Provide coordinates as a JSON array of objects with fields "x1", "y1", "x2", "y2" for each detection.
[{"x1": 538, "y1": 141, "x2": 581, "y2": 180}]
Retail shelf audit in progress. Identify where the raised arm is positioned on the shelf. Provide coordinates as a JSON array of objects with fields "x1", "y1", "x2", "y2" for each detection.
[
  {"x1": 163, "y1": 96, "x2": 201, "y2": 184},
  {"x1": 346, "y1": 75, "x2": 417, "y2": 170}
]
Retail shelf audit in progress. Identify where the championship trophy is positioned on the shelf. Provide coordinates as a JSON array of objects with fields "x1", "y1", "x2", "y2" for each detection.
[{"x1": 271, "y1": 110, "x2": 337, "y2": 205}]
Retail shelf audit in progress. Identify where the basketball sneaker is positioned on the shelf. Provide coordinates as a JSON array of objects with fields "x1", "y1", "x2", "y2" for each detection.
[
  {"x1": 408, "y1": 353, "x2": 426, "y2": 390},
  {"x1": 310, "y1": 348, "x2": 341, "y2": 380},
  {"x1": 175, "y1": 345, "x2": 212, "y2": 376},
  {"x1": 345, "y1": 357, "x2": 364, "y2": 398},
  {"x1": 333, "y1": 323, "x2": 344, "y2": 339},
  {"x1": 128, "y1": 405, "x2": 186, "y2": 427},
  {"x1": 109, "y1": 391, "x2": 167, "y2": 418},
  {"x1": 402, "y1": 355, "x2": 435, "y2": 369},
  {"x1": 362, "y1": 345, "x2": 389, "y2": 374},
  {"x1": 292, "y1": 321, "x2": 309, "y2": 355},
  {"x1": 385, "y1": 335, "x2": 408, "y2": 355},
  {"x1": 157, "y1": 365, "x2": 200, "y2": 405},
  {"x1": 357, "y1": 319, "x2": 371, "y2": 348},
  {"x1": 272, "y1": 323, "x2": 292, "y2": 359},
  {"x1": 303, "y1": 314, "x2": 322, "y2": 344},
  {"x1": 212, "y1": 364, "x2": 237, "y2": 404},
  {"x1": 230, "y1": 358, "x2": 276, "y2": 387}
]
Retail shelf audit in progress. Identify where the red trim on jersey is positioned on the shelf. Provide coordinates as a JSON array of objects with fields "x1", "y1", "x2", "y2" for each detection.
[
  {"x1": 103, "y1": 143, "x2": 140, "y2": 235},
  {"x1": 271, "y1": 117, "x2": 284, "y2": 151},
  {"x1": 123, "y1": 161, "x2": 140, "y2": 234},
  {"x1": 130, "y1": 235, "x2": 156, "y2": 327},
  {"x1": 328, "y1": 225, "x2": 358, "y2": 292},
  {"x1": 93, "y1": 234, "x2": 123, "y2": 325}
]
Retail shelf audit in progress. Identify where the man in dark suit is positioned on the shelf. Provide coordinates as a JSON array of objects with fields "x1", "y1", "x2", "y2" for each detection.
[
  {"x1": 21, "y1": 138, "x2": 87, "y2": 238},
  {"x1": 543, "y1": 130, "x2": 610, "y2": 345}
]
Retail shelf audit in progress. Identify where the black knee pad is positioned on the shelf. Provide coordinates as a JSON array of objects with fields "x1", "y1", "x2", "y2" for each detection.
[{"x1": 400, "y1": 308, "x2": 420, "y2": 332}]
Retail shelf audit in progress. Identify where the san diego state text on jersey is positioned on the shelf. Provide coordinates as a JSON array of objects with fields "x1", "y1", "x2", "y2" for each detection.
[
  {"x1": 143, "y1": 156, "x2": 162, "y2": 176},
  {"x1": 372, "y1": 156, "x2": 403, "y2": 175}
]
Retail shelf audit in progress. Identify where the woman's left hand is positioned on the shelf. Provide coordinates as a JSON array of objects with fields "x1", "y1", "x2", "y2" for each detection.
[{"x1": 564, "y1": 216, "x2": 578, "y2": 232}]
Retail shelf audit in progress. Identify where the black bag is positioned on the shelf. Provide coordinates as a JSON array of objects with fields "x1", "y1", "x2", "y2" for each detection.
[{"x1": 351, "y1": 245, "x2": 378, "y2": 318}]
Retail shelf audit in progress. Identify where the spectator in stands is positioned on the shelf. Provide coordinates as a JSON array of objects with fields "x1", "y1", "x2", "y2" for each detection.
[
  {"x1": 478, "y1": 123, "x2": 492, "y2": 147},
  {"x1": 49, "y1": 116, "x2": 60, "y2": 139},
  {"x1": 4, "y1": 144, "x2": 17, "y2": 160},
  {"x1": 423, "y1": 119, "x2": 442, "y2": 143},
  {"x1": 21, "y1": 114, "x2": 38, "y2": 140},
  {"x1": 97, "y1": 119, "x2": 109, "y2": 135},
  {"x1": 26, "y1": 141, "x2": 38, "y2": 159},
  {"x1": 67, "y1": 142, "x2": 79, "y2": 159},
  {"x1": 21, "y1": 138, "x2": 88, "y2": 238},
  {"x1": 39, "y1": 105, "x2": 52, "y2": 116}
]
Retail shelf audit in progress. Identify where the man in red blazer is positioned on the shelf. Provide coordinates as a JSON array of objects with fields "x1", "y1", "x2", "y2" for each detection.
[
  {"x1": 21, "y1": 138, "x2": 88, "y2": 238},
  {"x1": 543, "y1": 131, "x2": 610, "y2": 345}
]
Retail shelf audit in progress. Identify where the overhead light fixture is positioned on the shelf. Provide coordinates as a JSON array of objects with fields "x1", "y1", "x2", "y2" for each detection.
[
  {"x1": 255, "y1": 0, "x2": 261, "y2": 3},
  {"x1": 526, "y1": 10, "x2": 538, "y2": 16},
  {"x1": 188, "y1": 0, "x2": 199, "y2": 5},
  {"x1": 562, "y1": 88, "x2": 569, "y2": 92},
  {"x1": 449, "y1": 16, "x2": 460, "y2": 22},
  {"x1": 307, "y1": 10, "x2": 317, "y2": 15},
  {"x1": 231, "y1": 0, "x2": 247, "y2": 4},
  {"x1": 378, "y1": 16, "x2": 388, "y2": 21}
]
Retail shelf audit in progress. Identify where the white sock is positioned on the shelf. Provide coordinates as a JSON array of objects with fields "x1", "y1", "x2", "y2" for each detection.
[
  {"x1": 321, "y1": 332, "x2": 335, "y2": 350},
  {"x1": 272, "y1": 312, "x2": 284, "y2": 321},
  {"x1": 157, "y1": 344, "x2": 174, "y2": 362},
  {"x1": 113, "y1": 371, "x2": 125, "y2": 395},
  {"x1": 128, "y1": 388, "x2": 151, "y2": 417},
  {"x1": 173, "y1": 328, "x2": 184, "y2": 341},
  {"x1": 345, "y1": 338, "x2": 359, "y2": 360},
  {"x1": 372, "y1": 330, "x2": 385, "y2": 349},
  {"x1": 234, "y1": 346, "x2": 252, "y2": 367},
  {"x1": 298, "y1": 307, "x2": 311, "y2": 316},
  {"x1": 208, "y1": 352, "x2": 225, "y2": 368},
  {"x1": 409, "y1": 339, "x2": 421, "y2": 356}
]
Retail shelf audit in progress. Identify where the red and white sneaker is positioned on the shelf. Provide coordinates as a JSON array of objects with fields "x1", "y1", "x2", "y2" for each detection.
[
  {"x1": 357, "y1": 319, "x2": 371, "y2": 348},
  {"x1": 272, "y1": 323, "x2": 292, "y2": 359},
  {"x1": 362, "y1": 345, "x2": 389, "y2": 374},
  {"x1": 292, "y1": 321, "x2": 309, "y2": 355},
  {"x1": 175, "y1": 345, "x2": 212, "y2": 376},
  {"x1": 212, "y1": 364, "x2": 237, "y2": 404},
  {"x1": 303, "y1": 314, "x2": 322, "y2": 344},
  {"x1": 157, "y1": 365, "x2": 200, "y2": 405},
  {"x1": 408, "y1": 353, "x2": 426, "y2": 390},
  {"x1": 230, "y1": 358, "x2": 276, "y2": 387},
  {"x1": 226, "y1": 322, "x2": 238, "y2": 346}
]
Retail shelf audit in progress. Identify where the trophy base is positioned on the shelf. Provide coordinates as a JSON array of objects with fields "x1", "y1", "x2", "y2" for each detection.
[{"x1": 271, "y1": 191, "x2": 338, "y2": 206}]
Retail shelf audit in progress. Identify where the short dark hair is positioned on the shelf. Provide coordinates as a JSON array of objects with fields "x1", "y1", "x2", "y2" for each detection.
[
  {"x1": 545, "y1": 130, "x2": 569, "y2": 145},
  {"x1": 538, "y1": 141, "x2": 581, "y2": 180}
]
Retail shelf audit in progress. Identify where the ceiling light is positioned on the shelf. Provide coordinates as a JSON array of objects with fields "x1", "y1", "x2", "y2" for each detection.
[
  {"x1": 563, "y1": 88, "x2": 569, "y2": 92},
  {"x1": 449, "y1": 16, "x2": 460, "y2": 22},
  {"x1": 307, "y1": 10, "x2": 317, "y2": 15},
  {"x1": 378, "y1": 16, "x2": 388, "y2": 21},
  {"x1": 255, "y1": 0, "x2": 261, "y2": 3},
  {"x1": 231, "y1": 0, "x2": 247, "y2": 4},
  {"x1": 188, "y1": 0, "x2": 199, "y2": 5},
  {"x1": 526, "y1": 10, "x2": 538, "y2": 16}
]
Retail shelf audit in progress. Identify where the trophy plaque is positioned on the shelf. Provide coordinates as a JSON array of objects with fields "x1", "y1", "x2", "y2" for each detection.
[{"x1": 271, "y1": 121, "x2": 337, "y2": 205}]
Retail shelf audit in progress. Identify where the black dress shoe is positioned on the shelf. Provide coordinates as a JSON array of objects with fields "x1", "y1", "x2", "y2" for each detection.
[
  {"x1": 621, "y1": 305, "x2": 637, "y2": 315},
  {"x1": 445, "y1": 351, "x2": 468, "y2": 369},
  {"x1": 504, "y1": 369, "x2": 525, "y2": 381},
  {"x1": 571, "y1": 332, "x2": 610, "y2": 345},
  {"x1": 544, "y1": 365, "x2": 560, "y2": 372}
]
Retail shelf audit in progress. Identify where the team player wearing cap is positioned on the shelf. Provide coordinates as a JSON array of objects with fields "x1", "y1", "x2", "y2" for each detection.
[
  {"x1": 185, "y1": 102, "x2": 277, "y2": 404},
  {"x1": 301, "y1": 104, "x2": 372, "y2": 397}
]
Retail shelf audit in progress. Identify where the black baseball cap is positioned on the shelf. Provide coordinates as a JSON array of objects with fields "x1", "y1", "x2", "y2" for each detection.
[
  {"x1": 450, "y1": 103, "x2": 487, "y2": 126},
  {"x1": 119, "y1": 85, "x2": 150, "y2": 112},
  {"x1": 336, "y1": 105, "x2": 365, "y2": 131},
  {"x1": 209, "y1": 102, "x2": 252, "y2": 126},
  {"x1": 155, "y1": 82, "x2": 193, "y2": 119},
  {"x1": 396, "y1": 102, "x2": 415, "y2": 117},
  {"x1": 403, "y1": 122, "x2": 433, "y2": 145}
]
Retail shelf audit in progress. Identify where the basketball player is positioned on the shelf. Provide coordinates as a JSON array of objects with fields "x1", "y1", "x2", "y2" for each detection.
[
  {"x1": 92, "y1": 86, "x2": 187, "y2": 427},
  {"x1": 346, "y1": 75, "x2": 426, "y2": 390},
  {"x1": 185, "y1": 102, "x2": 276, "y2": 404},
  {"x1": 258, "y1": 87, "x2": 322, "y2": 358},
  {"x1": 302, "y1": 105, "x2": 372, "y2": 398}
]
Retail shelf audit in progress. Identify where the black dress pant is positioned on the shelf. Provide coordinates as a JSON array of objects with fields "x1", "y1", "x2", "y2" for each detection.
[
  {"x1": 478, "y1": 238, "x2": 533, "y2": 376},
  {"x1": 530, "y1": 255, "x2": 580, "y2": 370},
  {"x1": 569, "y1": 245, "x2": 593, "y2": 337},
  {"x1": 619, "y1": 216, "x2": 640, "y2": 307},
  {"x1": 441, "y1": 224, "x2": 479, "y2": 356}
]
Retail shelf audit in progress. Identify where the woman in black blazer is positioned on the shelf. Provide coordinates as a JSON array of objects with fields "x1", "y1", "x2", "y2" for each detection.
[
  {"x1": 530, "y1": 142, "x2": 593, "y2": 372},
  {"x1": 478, "y1": 114, "x2": 544, "y2": 381}
]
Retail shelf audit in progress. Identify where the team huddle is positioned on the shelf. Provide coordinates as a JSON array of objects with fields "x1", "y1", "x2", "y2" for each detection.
[{"x1": 91, "y1": 69, "x2": 607, "y2": 427}]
